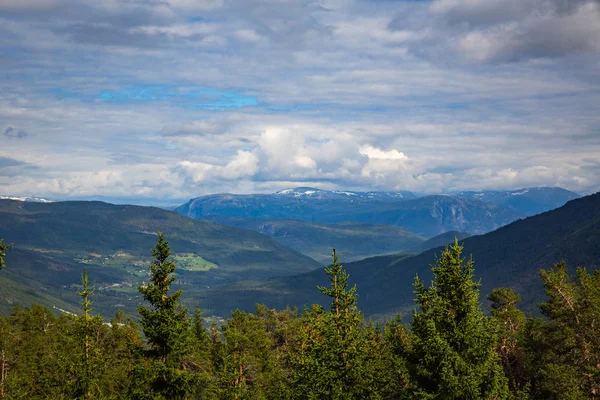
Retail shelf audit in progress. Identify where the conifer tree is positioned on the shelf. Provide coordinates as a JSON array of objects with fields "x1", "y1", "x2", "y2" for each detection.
[
  {"x1": 290, "y1": 249, "x2": 382, "y2": 399},
  {"x1": 131, "y1": 232, "x2": 194, "y2": 400},
  {"x1": 211, "y1": 309, "x2": 276, "y2": 399},
  {"x1": 77, "y1": 268, "x2": 94, "y2": 399},
  {"x1": 408, "y1": 239, "x2": 509, "y2": 399},
  {"x1": 488, "y1": 288, "x2": 529, "y2": 397},
  {"x1": 533, "y1": 262, "x2": 600, "y2": 398}
]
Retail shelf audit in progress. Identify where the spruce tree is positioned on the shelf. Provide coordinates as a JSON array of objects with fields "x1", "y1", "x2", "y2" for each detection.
[
  {"x1": 408, "y1": 239, "x2": 509, "y2": 399},
  {"x1": 132, "y1": 232, "x2": 194, "y2": 400},
  {"x1": 290, "y1": 249, "x2": 382, "y2": 399}
]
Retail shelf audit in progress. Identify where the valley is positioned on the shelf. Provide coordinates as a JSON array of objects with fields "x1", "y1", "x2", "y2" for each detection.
[{"x1": 0, "y1": 186, "x2": 589, "y2": 321}]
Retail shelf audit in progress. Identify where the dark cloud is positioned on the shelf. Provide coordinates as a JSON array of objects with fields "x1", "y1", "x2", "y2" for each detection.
[
  {"x1": 58, "y1": 23, "x2": 169, "y2": 48},
  {"x1": 0, "y1": 156, "x2": 26, "y2": 168},
  {"x1": 4, "y1": 127, "x2": 28, "y2": 139},
  {"x1": 426, "y1": 0, "x2": 600, "y2": 63}
]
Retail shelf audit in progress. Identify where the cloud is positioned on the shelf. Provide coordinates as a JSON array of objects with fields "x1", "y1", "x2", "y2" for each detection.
[
  {"x1": 4, "y1": 127, "x2": 28, "y2": 139},
  {"x1": 429, "y1": 0, "x2": 600, "y2": 62},
  {"x1": 175, "y1": 150, "x2": 259, "y2": 183},
  {"x1": 359, "y1": 145, "x2": 408, "y2": 161},
  {"x1": 257, "y1": 127, "x2": 318, "y2": 175},
  {"x1": 0, "y1": 156, "x2": 27, "y2": 168},
  {"x1": 0, "y1": 0, "x2": 599, "y2": 200}
]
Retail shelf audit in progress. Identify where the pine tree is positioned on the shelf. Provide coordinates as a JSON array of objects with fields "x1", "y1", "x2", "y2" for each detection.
[
  {"x1": 131, "y1": 232, "x2": 194, "y2": 400},
  {"x1": 408, "y1": 239, "x2": 509, "y2": 399}
]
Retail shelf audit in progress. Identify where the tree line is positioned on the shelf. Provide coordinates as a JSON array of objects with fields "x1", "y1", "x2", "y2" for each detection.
[{"x1": 0, "y1": 234, "x2": 598, "y2": 399}]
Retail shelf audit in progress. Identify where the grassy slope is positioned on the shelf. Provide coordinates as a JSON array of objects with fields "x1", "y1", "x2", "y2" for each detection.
[{"x1": 205, "y1": 216, "x2": 426, "y2": 263}]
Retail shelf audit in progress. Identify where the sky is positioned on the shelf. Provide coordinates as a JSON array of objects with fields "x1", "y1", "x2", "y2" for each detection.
[{"x1": 1, "y1": 0, "x2": 600, "y2": 204}]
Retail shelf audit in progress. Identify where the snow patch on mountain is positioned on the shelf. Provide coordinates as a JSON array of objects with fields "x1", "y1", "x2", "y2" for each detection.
[{"x1": 0, "y1": 195, "x2": 53, "y2": 203}]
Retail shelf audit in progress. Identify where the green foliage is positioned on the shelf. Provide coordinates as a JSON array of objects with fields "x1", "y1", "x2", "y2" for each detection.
[
  {"x1": 210, "y1": 309, "x2": 282, "y2": 399},
  {"x1": 2, "y1": 232, "x2": 600, "y2": 400},
  {"x1": 532, "y1": 262, "x2": 600, "y2": 398},
  {"x1": 487, "y1": 288, "x2": 529, "y2": 398},
  {"x1": 408, "y1": 239, "x2": 509, "y2": 399},
  {"x1": 0, "y1": 304, "x2": 139, "y2": 399},
  {"x1": 77, "y1": 268, "x2": 95, "y2": 398},
  {"x1": 173, "y1": 253, "x2": 218, "y2": 271},
  {"x1": 289, "y1": 249, "x2": 391, "y2": 399},
  {"x1": 132, "y1": 232, "x2": 196, "y2": 399}
]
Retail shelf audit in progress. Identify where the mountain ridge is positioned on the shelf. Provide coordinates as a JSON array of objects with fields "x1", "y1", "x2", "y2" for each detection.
[
  {"x1": 176, "y1": 191, "x2": 526, "y2": 237},
  {"x1": 200, "y1": 191, "x2": 599, "y2": 319}
]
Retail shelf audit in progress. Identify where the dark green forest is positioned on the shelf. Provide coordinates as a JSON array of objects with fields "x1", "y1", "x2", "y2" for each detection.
[{"x1": 0, "y1": 234, "x2": 599, "y2": 399}]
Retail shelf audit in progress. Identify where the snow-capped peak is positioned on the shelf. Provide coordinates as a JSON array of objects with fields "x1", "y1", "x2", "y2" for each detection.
[
  {"x1": 0, "y1": 195, "x2": 53, "y2": 203},
  {"x1": 275, "y1": 187, "x2": 326, "y2": 197}
]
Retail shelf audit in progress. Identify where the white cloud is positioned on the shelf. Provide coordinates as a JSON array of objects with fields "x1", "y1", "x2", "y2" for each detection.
[
  {"x1": 257, "y1": 127, "x2": 318, "y2": 174},
  {"x1": 221, "y1": 150, "x2": 260, "y2": 179},
  {"x1": 359, "y1": 145, "x2": 408, "y2": 161}
]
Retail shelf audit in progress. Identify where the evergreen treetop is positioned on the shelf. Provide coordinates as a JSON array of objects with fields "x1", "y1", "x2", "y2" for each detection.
[
  {"x1": 409, "y1": 238, "x2": 509, "y2": 399},
  {"x1": 133, "y1": 232, "x2": 194, "y2": 400},
  {"x1": 137, "y1": 232, "x2": 190, "y2": 365}
]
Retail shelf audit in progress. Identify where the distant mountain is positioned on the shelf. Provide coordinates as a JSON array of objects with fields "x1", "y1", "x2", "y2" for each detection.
[
  {"x1": 275, "y1": 187, "x2": 419, "y2": 201},
  {"x1": 176, "y1": 190, "x2": 522, "y2": 237},
  {"x1": 408, "y1": 230, "x2": 471, "y2": 254},
  {"x1": 340, "y1": 195, "x2": 520, "y2": 237},
  {"x1": 202, "y1": 192, "x2": 600, "y2": 319},
  {"x1": 0, "y1": 200, "x2": 320, "y2": 316},
  {"x1": 0, "y1": 195, "x2": 53, "y2": 203},
  {"x1": 455, "y1": 187, "x2": 580, "y2": 216},
  {"x1": 203, "y1": 216, "x2": 425, "y2": 263}
]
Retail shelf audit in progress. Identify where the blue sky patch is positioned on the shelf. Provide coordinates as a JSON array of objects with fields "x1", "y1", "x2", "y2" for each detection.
[{"x1": 97, "y1": 86, "x2": 258, "y2": 110}]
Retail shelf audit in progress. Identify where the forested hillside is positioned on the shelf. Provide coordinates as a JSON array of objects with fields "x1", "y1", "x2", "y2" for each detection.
[
  {"x1": 1, "y1": 235, "x2": 597, "y2": 399},
  {"x1": 0, "y1": 200, "x2": 320, "y2": 316},
  {"x1": 205, "y1": 192, "x2": 600, "y2": 318}
]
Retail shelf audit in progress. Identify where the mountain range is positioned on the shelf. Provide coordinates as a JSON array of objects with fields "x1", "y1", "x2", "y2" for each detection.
[
  {"x1": 176, "y1": 187, "x2": 579, "y2": 237},
  {"x1": 454, "y1": 187, "x2": 580, "y2": 216},
  {"x1": 201, "y1": 191, "x2": 600, "y2": 319},
  {"x1": 0, "y1": 186, "x2": 591, "y2": 321}
]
